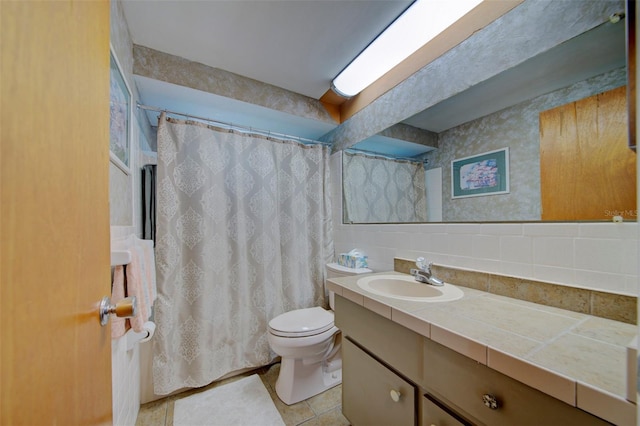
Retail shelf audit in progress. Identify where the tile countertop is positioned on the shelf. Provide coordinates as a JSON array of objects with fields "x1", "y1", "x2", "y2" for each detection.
[{"x1": 327, "y1": 271, "x2": 638, "y2": 426}]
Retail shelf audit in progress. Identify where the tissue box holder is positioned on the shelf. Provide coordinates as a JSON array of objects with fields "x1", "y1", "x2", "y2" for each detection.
[{"x1": 338, "y1": 253, "x2": 368, "y2": 269}]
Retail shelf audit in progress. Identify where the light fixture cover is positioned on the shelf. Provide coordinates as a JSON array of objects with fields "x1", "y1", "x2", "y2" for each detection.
[{"x1": 332, "y1": 0, "x2": 483, "y2": 98}]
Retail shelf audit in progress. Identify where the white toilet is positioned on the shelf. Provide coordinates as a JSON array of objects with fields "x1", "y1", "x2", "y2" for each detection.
[{"x1": 267, "y1": 262, "x2": 371, "y2": 405}]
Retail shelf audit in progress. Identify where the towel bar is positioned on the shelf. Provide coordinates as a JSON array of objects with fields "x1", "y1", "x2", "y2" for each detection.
[{"x1": 111, "y1": 249, "x2": 131, "y2": 266}]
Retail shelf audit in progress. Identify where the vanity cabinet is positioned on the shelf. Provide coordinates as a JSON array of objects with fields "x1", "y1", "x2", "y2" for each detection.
[
  {"x1": 334, "y1": 295, "x2": 423, "y2": 380},
  {"x1": 421, "y1": 338, "x2": 609, "y2": 426},
  {"x1": 421, "y1": 394, "x2": 470, "y2": 426},
  {"x1": 343, "y1": 338, "x2": 415, "y2": 426},
  {"x1": 335, "y1": 295, "x2": 610, "y2": 426}
]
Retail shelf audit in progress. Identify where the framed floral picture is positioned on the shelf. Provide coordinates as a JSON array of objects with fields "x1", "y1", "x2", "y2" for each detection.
[
  {"x1": 109, "y1": 47, "x2": 131, "y2": 174},
  {"x1": 451, "y1": 148, "x2": 509, "y2": 199}
]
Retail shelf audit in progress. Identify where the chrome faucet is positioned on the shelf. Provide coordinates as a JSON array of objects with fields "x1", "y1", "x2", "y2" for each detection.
[{"x1": 410, "y1": 257, "x2": 444, "y2": 286}]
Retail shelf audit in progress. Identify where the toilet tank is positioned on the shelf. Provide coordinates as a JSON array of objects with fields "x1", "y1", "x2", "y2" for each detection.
[{"x1": 325, "y1": 263, "x2": 372, "y2": 309}]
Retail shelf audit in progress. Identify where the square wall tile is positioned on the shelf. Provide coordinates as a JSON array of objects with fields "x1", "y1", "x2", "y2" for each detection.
[
  {"x1": 500, "y1": 235, "x2": 533, "y2": 264},
  {"x1": 448, "y1": 255, "x2": 477, "y2": 270},
  {"x1": 500, "y1": 261, "x2": 534, "y2": 279},
  {"x1": 574, "y1": 238, "x2": 635, "y2": 274},
  {"x1": 533, "y1": 237, "x2": 574, "y2": 268},
  {"x1": 470, "y1": 258, "x2": 502, "y2": 275},
  {"x1": 445, "y1": 223, "x2": 482, "y2": 234},
  {"x1": 578, "y1": 222, "x2": 638, "y2": 239},
  {"x1": 446, "y1": 233, "x2": 474, "y2": 257},
  {"x1": 574, "y1": 269, "x2": 628, "y2": 294},
  {"x1": 523, "y1": 223, "x2": 579, "y2": 237},
  {"x1": 480, "y1": 223, "x2": 524, "y2": 236},
  {"x1": 407, "y1": 231, "x2": 434, "y2": 252},
  {"x1": 532, "y1": 265, "x2": 576, "y2": 288},
  {"x1": 472, "y1": 235, "x2": 500, "y2": 260}
]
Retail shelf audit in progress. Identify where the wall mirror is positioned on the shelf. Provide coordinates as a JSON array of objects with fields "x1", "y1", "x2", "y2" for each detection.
[{"x1": 343, "y1": 15, "x2": 637, "y2": 224}]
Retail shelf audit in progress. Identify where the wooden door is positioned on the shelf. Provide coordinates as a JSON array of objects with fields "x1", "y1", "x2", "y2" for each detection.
[
  {"x1": 1, "y1": 1, "x2": 112, "y2": 425},
  {"x1": 540, "y1": 86, "x2": 637, "y2": 221}
]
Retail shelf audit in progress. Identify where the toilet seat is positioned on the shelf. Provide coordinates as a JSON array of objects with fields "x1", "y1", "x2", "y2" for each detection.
[{"x1": 268, "y1": 307, "x2": 334, "y2": 337}]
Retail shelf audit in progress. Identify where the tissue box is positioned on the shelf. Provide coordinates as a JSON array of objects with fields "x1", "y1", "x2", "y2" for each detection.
[{"x1": 338, "y1": 253, "x2": 368, "y2": 269}]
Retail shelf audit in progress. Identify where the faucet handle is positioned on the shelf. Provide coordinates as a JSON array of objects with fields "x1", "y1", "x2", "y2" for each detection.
[{"x1": 416, "y1": 257, "x2": 428, "y2": 270}]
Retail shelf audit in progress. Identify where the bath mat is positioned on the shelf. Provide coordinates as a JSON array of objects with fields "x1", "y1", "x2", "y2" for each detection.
[{"x1": 173, "y1": 374, "x2": 285, "y2": 426}]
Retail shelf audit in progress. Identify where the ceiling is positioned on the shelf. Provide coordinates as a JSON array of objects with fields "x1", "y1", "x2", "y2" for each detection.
[
  {"x1": 122, "y1": 1, "x2": 627, "y2": 157},
  {"x1": 122, "y1": 0, "x2": 412, "y2": 100}
]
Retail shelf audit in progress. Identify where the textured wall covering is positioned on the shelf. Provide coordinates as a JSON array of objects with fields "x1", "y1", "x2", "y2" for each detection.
[
  {"x1": 378, "y1": 123, "x2": 438, "y2": 150},
  {"x1": 133, "y1": 45, "x2": 336, "y2": 126},
  {"x1": 429, "y1": 68, "x2": 627, "y2": 222},
  {"x1": 323, "y1": 0, "x2": 624, "y2": 151},
  {"x1": 110, "y1": 0, "x2": 156, "y2": 228}
]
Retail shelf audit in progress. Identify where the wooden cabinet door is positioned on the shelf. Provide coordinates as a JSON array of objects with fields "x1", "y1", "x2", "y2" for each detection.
[
  {"x1": 1, "y1": 1, "x2": 112, "y2": 424},
  {"x1": 540, "y1": 86, "x2": 637, "y2": 221},
  {"x1": 422, "y1": 339, "x2": 610, "y2": 426},
  {"x1": 421, "y1": 394, "x2": 469, "y2": 426},
  {"x1": 343, "y1": 338, "x2": 416, "y2": 426}
]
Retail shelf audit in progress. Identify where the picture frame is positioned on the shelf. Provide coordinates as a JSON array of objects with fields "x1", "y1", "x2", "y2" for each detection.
[
  {"x1": 109, "y1": 46, "x2": 132, "y2": 174},
  {"x1": 451, "y1": 148, "x2": 509, "y2": 199}
]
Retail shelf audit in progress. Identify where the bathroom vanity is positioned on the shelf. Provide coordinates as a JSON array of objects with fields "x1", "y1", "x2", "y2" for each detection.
[{"x1": 328, "y1": 272, "x2": 637, "y2": 425}]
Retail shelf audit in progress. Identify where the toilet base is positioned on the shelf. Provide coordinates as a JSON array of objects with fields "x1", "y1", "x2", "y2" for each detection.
[{"x1": 275, "y1": 356, "x2": 342, "y2": 405}]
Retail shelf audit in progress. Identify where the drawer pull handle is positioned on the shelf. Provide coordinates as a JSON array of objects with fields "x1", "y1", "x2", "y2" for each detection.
[
  {"x1": 482, "y1": 394, "x2": 499, "y2": 410},
  {"x1": 390, "y1": 389, "x2": 401, "y2": 402}
]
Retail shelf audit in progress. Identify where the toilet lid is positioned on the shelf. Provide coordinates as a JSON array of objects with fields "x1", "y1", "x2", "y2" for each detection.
[{"x1": 268, "y1": 307, "x2": 334, "y2": 337}]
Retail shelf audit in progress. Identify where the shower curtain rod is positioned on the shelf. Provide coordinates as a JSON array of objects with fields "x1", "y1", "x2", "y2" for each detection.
[
  {"x1": 136, "y1": 103, "x2": 330, "y2": 147},
  {"x1": 345, "y1": 147, "x2": 429, "y2": 165}
]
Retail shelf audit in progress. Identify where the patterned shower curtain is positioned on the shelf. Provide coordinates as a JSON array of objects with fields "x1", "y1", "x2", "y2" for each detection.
[
  {"x1": 152, "y1": 114, "x2": 334, "y2": 395},
  {"x1": 342, "y1": 151, "x2": 427, "y2": 223}
]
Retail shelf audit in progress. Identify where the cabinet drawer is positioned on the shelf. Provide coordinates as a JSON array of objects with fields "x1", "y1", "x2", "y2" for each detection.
[
  {"x1": 422, "y1": 338, "x2": 609, "y2": 425},
  {"x1": 343, "y1": 338, "x2": 416, "y2": 426},
  {"x1": 335, "y1": 295, "x2": 422, "y2": 380},
  {"x1": 421, "y1": 394, "x2": 470, "y2": 426}
]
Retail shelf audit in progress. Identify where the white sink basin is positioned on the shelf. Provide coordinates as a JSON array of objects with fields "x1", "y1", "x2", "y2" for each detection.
[{"x1": 356, "y1": 274, "x2": 464, "y2": 302}]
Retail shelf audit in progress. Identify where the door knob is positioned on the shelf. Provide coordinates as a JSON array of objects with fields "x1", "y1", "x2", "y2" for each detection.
[
  {"x1": 390, "y1": 389, "x2": 401, "y2": 402},
  {"x1": 99, "y1": 296, "x2": 137, "y2": 326}
]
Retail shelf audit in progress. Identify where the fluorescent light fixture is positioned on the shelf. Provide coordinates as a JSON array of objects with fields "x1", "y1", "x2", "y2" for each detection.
[{"x1": 331, "y1": 0, "x2": 483, "y2": 98}]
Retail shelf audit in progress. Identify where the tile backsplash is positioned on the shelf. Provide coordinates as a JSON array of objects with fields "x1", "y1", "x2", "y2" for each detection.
[
  {"x1": 394, "y1": 258, "x2": 636, "y2": 324},
  {"x1": 331, "y1": 153, "x2": 638, "y2": 298}
]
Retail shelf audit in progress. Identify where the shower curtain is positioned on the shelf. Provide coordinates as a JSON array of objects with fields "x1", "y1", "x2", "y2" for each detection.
[
  {"x1": 342, "y1": 151, "x2": 428, "y2": 223},
  {"x1": 152, "y1": 114, "x2": 333, "y2": 395}
]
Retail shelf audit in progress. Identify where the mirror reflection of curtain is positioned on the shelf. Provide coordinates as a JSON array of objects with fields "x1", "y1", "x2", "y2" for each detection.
[
  {"x1": 153, "y1": 114, "x2": 334, "y2": 395},
  {"x1": 343, "y1": 151, "x2": 427, "y2": 223}
]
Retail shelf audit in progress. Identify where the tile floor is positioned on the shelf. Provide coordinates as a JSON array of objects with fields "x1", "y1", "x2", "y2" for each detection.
[{"x1": 135, "y1": 363, "x2": 350, "y2": 426}]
